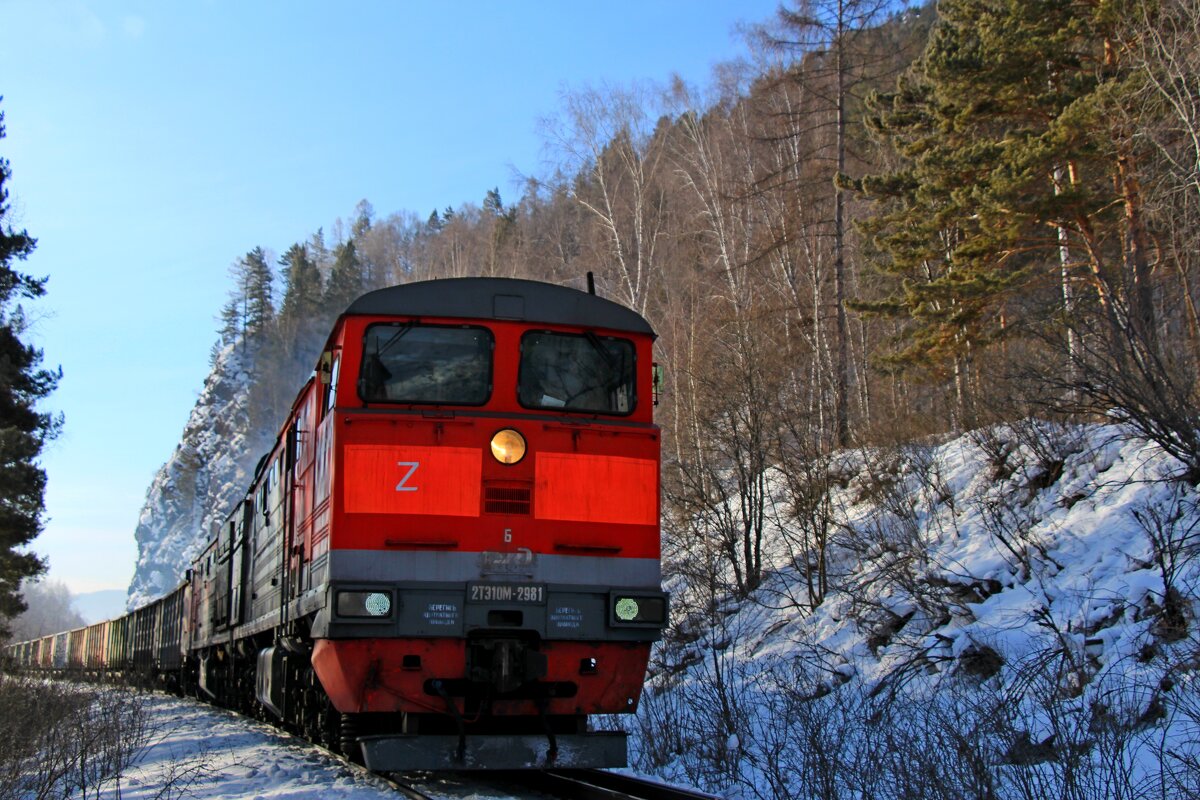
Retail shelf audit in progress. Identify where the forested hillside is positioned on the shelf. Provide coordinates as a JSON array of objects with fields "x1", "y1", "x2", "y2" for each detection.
[{"x1": 129, "y1": 1, "x2": 1200, "y2": 794}]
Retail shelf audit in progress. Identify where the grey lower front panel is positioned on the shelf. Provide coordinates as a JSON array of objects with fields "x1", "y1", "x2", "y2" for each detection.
[
  {"x1": 313, "y1": 579, "x2": 667, "y2": 642},
  {"x1": 358, "y1": 731, "x2": 627, "y2": 771}
]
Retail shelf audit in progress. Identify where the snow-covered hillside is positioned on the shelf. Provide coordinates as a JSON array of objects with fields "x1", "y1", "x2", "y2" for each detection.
[
  {"x1": 126, "y1": 344, "x2": 275, "y2": 609},
  {"x1": 633, "y1": 421, "x2": 1200, "y2": 798}
]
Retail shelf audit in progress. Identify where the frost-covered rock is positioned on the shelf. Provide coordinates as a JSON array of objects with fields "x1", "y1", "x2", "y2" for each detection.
[{"x1": 126, "y1": 343, "x2": 276, "y2": 609}]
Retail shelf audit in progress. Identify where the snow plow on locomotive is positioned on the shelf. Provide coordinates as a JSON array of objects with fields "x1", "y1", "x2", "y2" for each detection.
[{"x1": 7, "y1": 277, "x2": 668, "y2": 771}]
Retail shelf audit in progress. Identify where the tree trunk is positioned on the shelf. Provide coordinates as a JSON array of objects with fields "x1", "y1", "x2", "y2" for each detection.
[{"x1": 832, "y1": 0, "x2": 851, "y2": 449}]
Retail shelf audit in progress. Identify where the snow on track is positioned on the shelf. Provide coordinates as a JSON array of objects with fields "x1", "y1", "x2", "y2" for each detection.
[
  {"x1": 102, "y1": 693, "x2": 404, "y2": 800},
  {"x1": 101, "y1": 693, "x2": 555, "y2": 799}
]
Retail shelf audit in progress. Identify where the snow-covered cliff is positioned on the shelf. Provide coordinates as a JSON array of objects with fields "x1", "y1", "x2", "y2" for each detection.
[{"x1": 126, "y1": 343, "x2": 276, "y2": 609}]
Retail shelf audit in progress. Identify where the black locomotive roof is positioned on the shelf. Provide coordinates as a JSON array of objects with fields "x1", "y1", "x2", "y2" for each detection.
[{"x1": 344, "y1": 277, "x2": 655, "y2": 336}]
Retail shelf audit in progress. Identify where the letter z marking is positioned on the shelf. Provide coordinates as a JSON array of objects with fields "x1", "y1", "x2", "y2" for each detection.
[{"x1": 395, "y1": 461, "x2": 419, "y2": 492}]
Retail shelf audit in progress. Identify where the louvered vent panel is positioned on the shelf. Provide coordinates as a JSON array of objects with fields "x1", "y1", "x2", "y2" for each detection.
[{"x1": 484, "y1": 486, "x2": 532, "y2": 515}]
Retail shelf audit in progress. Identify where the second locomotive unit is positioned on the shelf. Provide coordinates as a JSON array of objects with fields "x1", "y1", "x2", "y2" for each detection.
[{"x1": 174, "y1": 277, "x2": 663, "y2": 769}]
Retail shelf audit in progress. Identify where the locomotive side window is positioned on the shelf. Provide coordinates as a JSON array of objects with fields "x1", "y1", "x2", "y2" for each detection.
[
  {"x1": 518, "y1": 331, "x2": 635, "y2": 414},
  {"x1": 358, "y1": 324, "x2": 493, "y2": 405},
  {"x1": 322, "y1": 354, "x2": 340, "y2": 416}
]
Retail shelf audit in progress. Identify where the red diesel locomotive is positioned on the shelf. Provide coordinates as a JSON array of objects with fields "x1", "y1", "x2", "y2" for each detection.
[{"x1": 7, "y1": 277, "x2": 667, "y2": 770}]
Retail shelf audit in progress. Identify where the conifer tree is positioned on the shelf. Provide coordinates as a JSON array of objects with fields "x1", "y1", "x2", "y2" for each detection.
[
  {"x1": 278, "y1": 243, "x2": 322, "y2": 325},
  {"x1": 239, "y1": 246, "x2": 274, "y2": 337},
  {"x1": 269, "y1": 242, "x2": 329, "y2": 398},
  {"x1": 853, "y1": 0, "x2": 1154, "y2": 419},
  {"x1": 324, "y1": 239, "x2": 365, "y2": 312},
  {"x1": 221, "y1": 246, "x2": 274, "y2": 353},
  {"x1": 212, "y1": 297, "x2": 241, "y2": 361},
  {"x1": 352, "y1": 199, "x2": 374, "y2": 239},
  {"x1": 483, "y1": 187, "x2": 504, "y2": 217},
  {"x1": 0, "y1": 102, "x2": 60, "y2": 635}
]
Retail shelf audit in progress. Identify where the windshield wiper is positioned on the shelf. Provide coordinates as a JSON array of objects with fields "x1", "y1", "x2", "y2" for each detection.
[
  {"x1": 584, "y1": 331, "x2": 618, "y2": 370},
  {"x1": 375, "y1": 322, "x2": 415, "y2": 357}
]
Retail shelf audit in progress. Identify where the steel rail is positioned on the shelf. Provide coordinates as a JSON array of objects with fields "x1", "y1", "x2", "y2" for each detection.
[{"x1": 487, "y1": 768, "x2": 720, "y2": 800}]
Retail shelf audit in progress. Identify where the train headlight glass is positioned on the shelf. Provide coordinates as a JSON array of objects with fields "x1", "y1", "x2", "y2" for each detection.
[
  {"x1": 490, "y1": 428, "x2": 527, "y2": 465},
  {"x1": 336, "y1": 591, "x2": 393, "y2": 618},
  {"x1": 611, "y1": 594, "x2": 668, "y2": 626},
  {"x1": 615, "y1": 598, "x2": 640, "y2": 621}
]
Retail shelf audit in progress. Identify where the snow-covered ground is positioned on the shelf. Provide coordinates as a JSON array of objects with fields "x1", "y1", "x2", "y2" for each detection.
[
  {"x1": 101, "y1": 694, "x2": 583, "y2": 800},
  {"x1": 92, "y1": 691, "x2": 702, "y2": 800},
  {"x1": 629, "y1": 422, "x2": 1200, "y2": 798},
  {"x1": 100, "y1": 694, "x2": 402, "y2": 800}
]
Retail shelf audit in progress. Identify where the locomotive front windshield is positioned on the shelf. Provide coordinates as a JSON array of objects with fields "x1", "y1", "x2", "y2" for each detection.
[
  {"x1": 518, "y1": 331, "x2": 635, "y2": 415},
  {"x1": 359, "y1": 323, "x2": 492, "y2": 405}
]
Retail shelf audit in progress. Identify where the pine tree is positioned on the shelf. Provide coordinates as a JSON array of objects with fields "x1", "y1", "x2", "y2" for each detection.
[
  {"x1": 213, "y1": 297, "x2": 241, "y2": 361},
  {"x1": 270, "y1": 242, "x2": 328, "y2": 392},
  {"x1": 0, "y1": 101, "x2": 61, "y2": 635},
  {"x1": 853, "y1": 0, "x2": 1154, "y2": 419},
  {"x1": 277, "y1": 243, "x2": 322, "y2": 325},
  {"x1": 239, "y1": 246, "x2": 274, "y2": 337},
  {"x1": 307, "y1": 228, "x2": 333, "y2": 284},
  {"x1": 324, "y1": 239, "x2": 365, "y2": 312},
  {"x1": 352, "y1": 199, "x2": 374, "y2": 239},
  {"x1": 220, "y1": 246, "x2": 275, "y2": 354},
  {"x1": 484, "y1": 187, "x2": 504, "y2": 217}
]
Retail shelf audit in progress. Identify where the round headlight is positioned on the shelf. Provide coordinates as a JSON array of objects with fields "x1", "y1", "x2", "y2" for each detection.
[
  {"x1": 615, "y1": 597, "x2": 640, "y2": 622},
  {"x1": 490, "y1": 428, "x2": 527, "y2": 465},
  {"x1": 364, "y1": 592, "x2": 392, "y2": 617},
  {"x1": 336, "y1": 590, "x2": 393, "y2": 618}
]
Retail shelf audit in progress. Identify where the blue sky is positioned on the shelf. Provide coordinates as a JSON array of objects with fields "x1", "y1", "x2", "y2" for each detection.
[{"x1": 1, "y1": 1, "x2": 780, "y2": 594}]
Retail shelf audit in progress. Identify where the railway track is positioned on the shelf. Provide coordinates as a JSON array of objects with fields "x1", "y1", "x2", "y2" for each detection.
[
  {"x1": 380, "y1": 776, "x2": 443, "y2": 800},
  {"x1": 300, "y1": 714, "x2": 719, "y2": 800},
  {"x1": 478, "y1": 768, "x2": 720, "y2": 800},
  {"x1": 368, "y1": 767, "x2": 719, "y2": 800}
]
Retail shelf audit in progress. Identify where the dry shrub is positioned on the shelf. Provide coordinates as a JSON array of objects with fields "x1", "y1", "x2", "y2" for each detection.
[{"x1": 0, "y1": 676, "x2": 152, "y2": 800}]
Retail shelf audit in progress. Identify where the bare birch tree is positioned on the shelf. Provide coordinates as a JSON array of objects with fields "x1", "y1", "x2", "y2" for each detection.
[{"x1": 541, "y1": 83, "x2": 668, "y2": 316}]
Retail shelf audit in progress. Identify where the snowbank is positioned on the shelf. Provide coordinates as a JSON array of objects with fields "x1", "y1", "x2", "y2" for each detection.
[{"x1": 634, "y1": 422, "x2": 1200, "y2": 798}]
